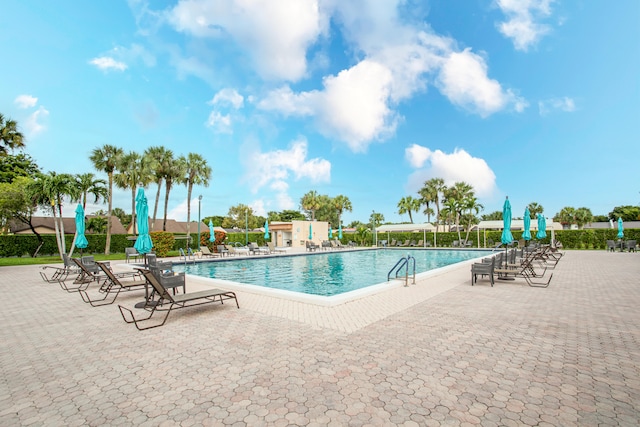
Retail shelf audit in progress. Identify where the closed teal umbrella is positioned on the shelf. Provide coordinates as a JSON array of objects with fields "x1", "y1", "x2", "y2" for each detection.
[
  {"x1": 501, "y1": 197, "x2": 513, "y2": 245},
  {"x1": 617, "y1": 217, "x2": 624, "y2": 239},
  {"x1": 329, "y1": 225, "x2": 333, "y2": 239},
  {"x1": 309, "y1": 223, "x2": 313, "y2": 240},
  {"x1": 536, "y1": 214, "x2": 547, "y2": 240},
  {"x1": 500, "y1": 197, "x2": 513, "y2": 270},
  {"x1": 522, "y1": 207, "x2": 531, "y2": 242},
  {"x1": 264, "y1": 220, "x2": 270, "y2": 240},
  {"x1": 338, "y1": 223, "x2": 343, "y2": 239},
  {"x1": 133, "y1": 188, "x2": 153, "y2": 255},
  {"x1": 74, "y1": 204, "x2": 88, "y2": 252},
  {"x1": 209, "y1": 220, "x2": 215, "y2": 243}
]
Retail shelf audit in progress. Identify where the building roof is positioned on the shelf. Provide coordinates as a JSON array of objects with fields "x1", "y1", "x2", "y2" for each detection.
[
  {"x1": 376, "y1": 223, "x2": 435, "y2": 232},
  {"x1": 583, "y1": 221, "x2": 640, "y2": 229},
  {"x1": 472, "y1": 219, "x2": 563, "y2": 231},
  {"x1": 136, "y1": 219, "x2": 209, "y2": 234},
  {"x1": 9, "y1": 215, "x2": 128, "y2": 235}
]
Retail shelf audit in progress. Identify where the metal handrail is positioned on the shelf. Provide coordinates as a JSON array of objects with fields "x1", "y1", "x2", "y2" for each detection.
[
  {"x1": 387, "y1": 257, "x2": 408, "y2": 281},
  {"x1": 387, "y1": 254, "x2": 416, "y2": 286}
]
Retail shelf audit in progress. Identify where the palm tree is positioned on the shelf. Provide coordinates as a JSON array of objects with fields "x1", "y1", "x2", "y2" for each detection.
[
  {"x1": 332, "y1": 195, "x2": 352, "y2": 229},
  {"x1": 67, "y1": 173, "x2": 107, "y2": 257},
  {"x1": 443, "y1": 181, "x2": 474, "y2": 241},
  {"x1": 527, "y1": 202, "x2": 544, "y2": 219},
  {"x1": 163, "y1": 155, "x2": 187, "y2": 231},
  {"x1": 114, "y1": 151, "x2": 153, "y2": 235},
  {"x1": 144, "y1": 146, "x2": 173, "y2": 230},
  {"x1": 554, "y1": 207, "x2": 576, "y2": 228},
  {"x1": 301, "y1": 190, "x2": 322, "y2": 221},
  {"x1": 0, "y1": 114, "x2": 25, "y2": 156},
  {"x1": 90, "y1": 144, "x2": 123, "y2": 255},
  {"x1": 397, "y1": 196, "x2": 421, "y2": 223},
  {"x1": 574, "y1": 207, "x2": 593, "y2": 229},
  {"x1": 419, "y1": 178, "x2": 446, "y2": 229},
  {"x1": 462, "y1": 196, "x2": 483, "y2": 243},
  {"x1": 75, "y1": 173, "x2": 108, "y2": 210},
  {"x1": 86, "y1": 216, "x2": 107, "y2": 234},
  {"x1": 183, "y1": 153, "x2": 212, "y2": 246},
  {"x1": 33, "y1": 172, "x2": 76, "y2": 258}
]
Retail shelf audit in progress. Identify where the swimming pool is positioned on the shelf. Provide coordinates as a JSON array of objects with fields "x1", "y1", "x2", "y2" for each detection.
[{"x1": 173, "y1": 249, "x2": 491, "y2": 299}]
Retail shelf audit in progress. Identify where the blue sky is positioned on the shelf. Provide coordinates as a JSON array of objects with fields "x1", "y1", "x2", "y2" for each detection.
[{"x1": 2, "y1": 0, "x2": 639, "y2": 225}]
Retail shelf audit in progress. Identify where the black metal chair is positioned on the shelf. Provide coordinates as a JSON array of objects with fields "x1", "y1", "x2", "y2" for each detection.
[
  {"x1": 471, "y1": 256, "x2": 495, "y2": 287},
  {"x1": 118, "y1": 270, "x2": 239, "y2": 330}
]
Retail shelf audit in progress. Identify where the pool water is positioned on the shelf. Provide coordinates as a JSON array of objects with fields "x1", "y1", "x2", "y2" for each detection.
[{"x1": 173, "y1": 249, "x2": 491, "y2": 297}]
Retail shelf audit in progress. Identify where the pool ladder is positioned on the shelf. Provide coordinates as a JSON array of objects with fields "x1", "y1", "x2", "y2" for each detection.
[{"x1": 387, "y1": 254, "x2": 416, "y2": 287}]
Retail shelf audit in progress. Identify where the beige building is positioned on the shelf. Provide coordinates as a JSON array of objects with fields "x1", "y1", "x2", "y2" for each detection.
[
  {"x1": 126, "y1": 219, "x2": 209, "y2": 235},
  {"x1": 268, "y1": 220, "x2": 329, "y2": 249}
]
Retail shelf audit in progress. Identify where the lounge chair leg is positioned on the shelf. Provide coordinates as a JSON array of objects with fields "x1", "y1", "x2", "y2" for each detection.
[
  {"x1": 526, "y1": 273, "x2": 552, "y2": 288},
  {"x1": 79, "y1": 287, "x2": 122, "y2": 306},
  {"x1": 118, "y1": 304, "x2": 171, "y2": 330}
]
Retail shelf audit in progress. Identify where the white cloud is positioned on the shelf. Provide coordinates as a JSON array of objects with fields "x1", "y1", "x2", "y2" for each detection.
[
  {"x1": 259, "y1": 60, "x2": 398, "y2": 152},
  {"x1": 405, "y1": 145, "x2": 497, "y2": 198},
  {"x1": 209, "y1": 88, "x2": 244, "y2": 109},
  {"x1": 167, "y1": 196, "x2": 197, "y2": 222},
  {"x1": 206, "y1": 88, "x2": 244, "y2": 133},
  {"x1": 90, "y1": 56, "x2": 128, "y2": 71},
  {"x1": 205, "y1": 111, "x2": 232, "y2": 133},
  {"x1": 14, "y1": 95, "x2": 38, "y2": 109},
  {"x1": 160, "y1": 0, "x2": 524, "y2": 150},
  {"x1": 274, "y1": 191, "x2": 295, "y2": 211},
  {"x1": 405, "y1": 144, "x2": 432, "y2": 168},
  {"x1": 256, "y1": 86, "x2": 315, "y2": 116},
  {"x1": 538, "y1": 96, "x2": 576, "y2": 116},
  {"x1": 496, "y1": 0, "x2": 554, "y2": 51},
  {"x1": 25, "y1": 106, "x2": 49, "y2": 136},
  {"x1": 242, "y1": 137, "x2": 331, "y2": 212},
  {"x1": 436, "y1": 49, "x2": 527, "y2": 117},
  {"x1": 168, "y1": 0, "x2": 325, "y2": 81},
  {"x1": 90, "y1": 44, "x2": 155, "y2": 73},
  {"x1": 250, "y1": 199, "x2": 267, "y2": 218}
]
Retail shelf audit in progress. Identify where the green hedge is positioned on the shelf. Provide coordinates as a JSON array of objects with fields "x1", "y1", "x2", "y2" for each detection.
[
  {"x1": 0, "y1": 234, "x2": 137, "y2": 257},
  {"x1": 2, "y1": 228, "x2": 638, "y2": 257},
  {"x1": 341, "y1": 229, "x2": 640, "y2": 249}
]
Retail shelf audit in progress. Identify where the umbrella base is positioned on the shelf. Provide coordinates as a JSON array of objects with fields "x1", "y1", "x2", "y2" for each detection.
[
  {"x1": 134, "y1": 300, "x2": 160, "y2": 309},
  {"x1": 497, "y1": 276, "x2": 515, "y2": 281}
]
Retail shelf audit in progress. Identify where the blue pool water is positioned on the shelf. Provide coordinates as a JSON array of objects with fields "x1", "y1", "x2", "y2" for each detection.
[{"x1": 173, "y1": 249, "x2": 491, "y2": 297}]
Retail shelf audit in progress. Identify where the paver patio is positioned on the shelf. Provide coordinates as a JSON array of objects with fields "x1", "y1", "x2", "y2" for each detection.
[{"x1": 0, "y1": 250, "x2": 639, "y2": 426}]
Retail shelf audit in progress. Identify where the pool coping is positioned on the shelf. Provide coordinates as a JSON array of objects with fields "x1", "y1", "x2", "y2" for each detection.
[{"x1": 180, "y1": 250, "x2": 492, "y2": 307}]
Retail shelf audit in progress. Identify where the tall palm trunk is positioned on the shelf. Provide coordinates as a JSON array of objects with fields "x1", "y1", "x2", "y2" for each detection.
[
  {"x1": 186, "y1": 183, "x2": 193, "y2": 245},
  {"x1": 105, "y1": 174, "x2": 113, "y2": 255},
  {"x1": 131, "y1": 187, "x2": 137, "y2": 235},
  {"x1": 464, "y1": 215, "x2": 473, "y2": 243},
  {"x1": 163, "y1": 180, "x2": 172, "y2": 231},
  {"x1": 51, "y1": 204, "x2": 63, "y2": 259},
  {"x1": 152, "y1": 179, "x2": 162, "y2": 230},
  {"x1": 57, "y1": 202, "x2": 67, "y2": 255}
]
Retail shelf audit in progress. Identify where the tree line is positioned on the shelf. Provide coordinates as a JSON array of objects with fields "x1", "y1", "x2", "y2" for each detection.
[
  {"x1": 0, "y1": 125, "x2": 212, "y2": 256},
  {"x1": 1, "y1": 112, "x2": 638, "y2": 258},
  {"x1": 396, "y1": 177, "x2": 639, "y2": 237}
]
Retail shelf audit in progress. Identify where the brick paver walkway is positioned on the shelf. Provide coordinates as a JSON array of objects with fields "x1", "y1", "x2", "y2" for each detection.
[{"x1": 1, "y1": 250, "x2": 638, "y2": 426}]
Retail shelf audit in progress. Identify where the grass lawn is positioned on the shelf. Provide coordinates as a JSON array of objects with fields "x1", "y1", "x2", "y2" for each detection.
[{"x1": 0, "y1": 252, "x2": 181, "y2": 267}]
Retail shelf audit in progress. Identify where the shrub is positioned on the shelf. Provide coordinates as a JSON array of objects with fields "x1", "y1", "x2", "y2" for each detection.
[
  {"x1": 200, "y1": 230, "x2": 227, "y2": 252},
  {"x1": 150, "y1": 231, "x2": 174, "y2": 257}
]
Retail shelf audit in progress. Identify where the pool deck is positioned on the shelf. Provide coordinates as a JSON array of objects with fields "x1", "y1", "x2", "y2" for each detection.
[{"x1": 1, "y1": 250, "x2": 639, "y2": 425}]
